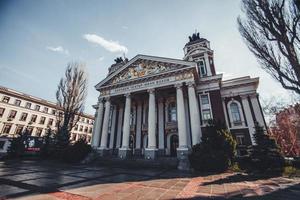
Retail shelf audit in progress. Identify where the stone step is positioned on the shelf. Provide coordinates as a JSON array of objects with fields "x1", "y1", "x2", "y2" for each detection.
[{"x1": 94, "y1": 156, "x2": 178, "y2": 169}]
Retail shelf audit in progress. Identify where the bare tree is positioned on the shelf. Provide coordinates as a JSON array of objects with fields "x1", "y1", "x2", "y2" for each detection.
[
  {"x1": 56, "y1": 62, "x2": 87, "y2": 148},
  {"x1": 238, "y1": 0, "x2": 300, "y2": 94}
]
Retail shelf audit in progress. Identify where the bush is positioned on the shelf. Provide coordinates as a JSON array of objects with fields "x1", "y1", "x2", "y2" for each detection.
[
  {"x1": 248, "y1": 123, "x2": 285, "y2": 173},
  {"x1": 189, "y1": 120, "x2": 237, "y2": 172},
  {"x1": 40, "y1": 128, "x2": 57, "y2": 158},
  {"x1": 283, "y1": 166, "x2": 300, "y2": 177},
  {"x1": 61, "y1": 138, "x2": 91, "y2": 163},
  {"x1": 7, "y1": 130, "x2": 29, "y2": 158}
]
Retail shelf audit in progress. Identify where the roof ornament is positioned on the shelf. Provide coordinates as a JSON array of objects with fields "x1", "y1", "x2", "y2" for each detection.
[
  {"x1": 114, "y1": 57, "x2": 123, "y2": 64},
  {"x1": 188, "y1": 32, "x2": 200, "y2": 42}
]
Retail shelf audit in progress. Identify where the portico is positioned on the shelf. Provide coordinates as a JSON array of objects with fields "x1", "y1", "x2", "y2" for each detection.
[{"x1": 91, "y1": 55, "x2": 202, "y2": 162}]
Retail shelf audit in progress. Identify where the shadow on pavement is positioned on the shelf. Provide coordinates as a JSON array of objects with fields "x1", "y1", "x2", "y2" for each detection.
[{"x1": 0, "y1": 159, "x2": 299, "y2": 200}]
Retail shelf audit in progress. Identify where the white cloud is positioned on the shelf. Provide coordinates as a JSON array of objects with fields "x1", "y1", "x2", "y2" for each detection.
[
  {"x1": 46, "y1": 46, "x2": 69, "y2": 55},
  {"x1": 98, "y1": 56, "x2": 104, "y2": 61},
  {"x1": 83, "y1": 34, "x2": 128, "y2": 54},
  {"x1": 122, "y1": 26, "x2": 128, "y2": 29}
]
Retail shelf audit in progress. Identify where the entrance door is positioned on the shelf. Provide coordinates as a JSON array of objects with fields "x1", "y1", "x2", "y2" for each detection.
[
  {"x1": 129, "y1": 135, "x2": 135, "y2": 154},
  {"x1": 170, "y1": 135, "x2": 179, "y2": 157}
]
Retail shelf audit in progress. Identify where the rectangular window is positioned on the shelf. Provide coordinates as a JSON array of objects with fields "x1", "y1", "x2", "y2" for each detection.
[
  {"x1": 89, "y1": 127, "x2": 93, "y2": 133},
  {"x1": 2, "y1": 124, "x2": 12, "y2": 134},
  {"x1": 39, "y1": 116, "x2": 46, "y2": 124},
  {"x1": 79, "y1": 125, "x2": 83, "y2": 132},
  {"x1": 31, "y1": 115, "x2": 37, "y2": 123},
  {"x1": 25, "y1": 102, "x2": 31, "y2": 109},
  {"x1": 35, "y1": 105, "x2": 40, "y2": 111},
  {"x1": 27, "y1": 126, "x2": 34, "y2": 134},
  {"x1": 197, "y1": 60, "x2": 207, "y2": 76},
  {"x1": 202, "y1": 109, "x2": 212, "y2": 121},
  {"x1": 236, "y1": 135, "x2": 245, "y2": 145},
  {"x1": 15, "y1": 99, "x2": 21, "y2": 106},
  {"x1": 75, "y1": 125, "x2": 78, "y2": 131},
  {"x1": 15, "y1": 125, "x2": 24, "y2": 135},
  {"x1": 200, "y1": 94, "x2": 209, "y2": 105},
  {"x1": 52, "y1": 109, "x2": 56, "y2": 115},
  {"x1": 2, "y1": 96, "x2": 10, "y2": 103},
  {"x1": 35, "y1": 128, "x2": 43, "y2": 137},
  {"x1": 0, "y1": 107, "x2": 5, "y2": 117},
  {"x1": 8, "y1": 110, "x2": 17, "y2": 119},
  {"x1": 48, "y1": 118, "x2": 53, "y2": 126},
  {"x1": 19, "y1": 113, "x2": 28, "y2": 121},
  {"x1": 43, "y1": 107, "x2": 48, "y2": 113},
  {"x1": 84, "y1": 127, "x2": 88, "y2": 132}
]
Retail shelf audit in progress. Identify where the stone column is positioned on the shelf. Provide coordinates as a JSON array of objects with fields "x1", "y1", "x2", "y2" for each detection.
[
  {"x1": 91, "y1": 98, "x2": 104, "y2": 148},
  {"x1": 158, "y1": 98, "x2": 165, "y2": 155},
  {"x1": 222, "y1": 97, "x2": 230, "y2": 128},
  {"x1": 135, "y1": 101, "x2": 143, "y2": 155},
  {"x1": 250, "y1": 94, "x2": 266, "y2": 128},
  {"x1": 116, "y1": 105, "x2": 124, "y2": 149},
  {"x1": 187, "y1": 81, "x2": 202, "y2": 145},
  {"x1": 145, "y1": 88, "x2": 157, "y2": 159},
  {"x1": 118, "y1": 93, "x2": 132, "y2": 159},
  {"x1": 176, "y1": 83, "x2": 190, "y2": 170},
  {"x1": 109, "y1": 106, "x2": 117, "y2": 151},
  {"x1": 99, "y1": 97, "x2": 111, "y2": 156},
  {"x1": 241, "y1": 95, "x2": 256, "y2": 145}
]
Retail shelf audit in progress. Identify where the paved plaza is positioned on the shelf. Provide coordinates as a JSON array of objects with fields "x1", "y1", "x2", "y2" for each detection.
[{"x1": 0, "y1": 160, "x2": 300, "y2": 200}]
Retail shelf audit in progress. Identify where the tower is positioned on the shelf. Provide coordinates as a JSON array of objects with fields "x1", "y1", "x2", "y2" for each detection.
[{"x1": 183, "y1": 33, "x2": 216, "y2": 77}]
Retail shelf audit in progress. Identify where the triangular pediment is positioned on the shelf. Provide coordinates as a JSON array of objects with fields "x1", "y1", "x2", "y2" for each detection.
[{"x1": 95, "y1": 54, "x2": 196, "y2": 89}]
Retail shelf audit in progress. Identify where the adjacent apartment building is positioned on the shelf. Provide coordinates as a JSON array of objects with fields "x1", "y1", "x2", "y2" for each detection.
[{"x1": 0, "y1": 86, "x2": 94, "y2": 143}]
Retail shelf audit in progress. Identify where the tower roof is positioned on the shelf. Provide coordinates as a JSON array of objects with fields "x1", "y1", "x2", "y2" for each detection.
[{"x1": 185, "y1": 32, "x2": 207, "y2": 46}]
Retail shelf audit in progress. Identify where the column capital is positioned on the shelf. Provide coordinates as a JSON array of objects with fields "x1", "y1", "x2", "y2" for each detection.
[
  {"x1": 249, "y1": 93, "x2": 258, "y2": 98},
  {"x1": 124, "y1": 93, "x2": 131, "y2": 98},
  {"x1": 98, "y1": 96, "x2": 104, "y2": 103},
  {"x1": 104, "y1": 96, "x2": 110, "y2": 101},
  {"x1": 147, "y1": 88, "x2": 155, "y2": 94},
  {"x1": 175, "y1": 83, "x2": 183, "y2": 89},
  {"x1": 187, "y1": 81, "x2": 195, "y2": 88},
  {"x1": 240, "y1": 94, "x2": 249, "y2": 99}
]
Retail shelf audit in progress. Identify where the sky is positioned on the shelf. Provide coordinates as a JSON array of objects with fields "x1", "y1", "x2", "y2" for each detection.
[{"x1": 0, "y1": 0, "x2": 292, "y2": 115}]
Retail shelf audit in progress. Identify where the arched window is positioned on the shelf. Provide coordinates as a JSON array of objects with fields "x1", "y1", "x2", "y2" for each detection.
[
  {"x1": 230, "y1": 102, "x2": 242, "y2": 124},
  {"x1": 168, "y1": 102, "x2": 177, "y2": 122},
  {"x1": 197, "y1": 59, "x2": 207, "y2": 76}
]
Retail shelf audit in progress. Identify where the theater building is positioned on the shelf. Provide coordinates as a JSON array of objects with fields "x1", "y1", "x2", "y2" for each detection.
[{"x1": 91, "y1": 33, "x2": 266, "y2": 163}]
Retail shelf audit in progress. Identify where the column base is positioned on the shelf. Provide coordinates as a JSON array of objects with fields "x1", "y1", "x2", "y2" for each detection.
[
  {"x1": 176, "y1": 148, "x2": 190, "y2": 171},
  {"x1": 157, "y1": 149, "x2": 165, "y2": 156},
  {"x1": 97, "y1": 147, "x2": 110, "y2": 157},
  {"x1": 134, "y1": 149, "x2": 142, "y2": 156},
  {"x1": 118, "y1": 148, "x2": 132, "y2": 159},
  {"x1": 144, "y1": 148, "x2": 158, "y2": 160}
]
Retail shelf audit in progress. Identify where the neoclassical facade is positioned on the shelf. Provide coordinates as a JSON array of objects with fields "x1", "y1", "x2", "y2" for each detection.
[{"x1": 91, "y1": 33, "x2": 266, "y2": 162}]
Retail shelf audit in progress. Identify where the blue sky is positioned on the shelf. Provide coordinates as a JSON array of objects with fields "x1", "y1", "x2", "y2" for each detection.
[{"x1": 0, "y1": 0, "x2": 290, "y2": 115}]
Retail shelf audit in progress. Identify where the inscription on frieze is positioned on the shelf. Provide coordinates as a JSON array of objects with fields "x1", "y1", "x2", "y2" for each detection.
[{"x1": 101, "y1": 72, "x2": 194, "y2": 96}]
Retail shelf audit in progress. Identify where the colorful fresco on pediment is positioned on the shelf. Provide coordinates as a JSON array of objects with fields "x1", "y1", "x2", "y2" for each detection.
[{"x1": 111, "y1": 61, "x2": 174, "y2": 84}]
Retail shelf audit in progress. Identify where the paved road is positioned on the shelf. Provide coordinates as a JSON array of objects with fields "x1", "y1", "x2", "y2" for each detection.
[{"x1": 0, "y1": 160, "x2": 300, "y2": 200}]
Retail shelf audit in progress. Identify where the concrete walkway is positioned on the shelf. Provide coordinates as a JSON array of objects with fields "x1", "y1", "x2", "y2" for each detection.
[{"x1": 0, "y1": 160, "x2": 300, "y2": 200}]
